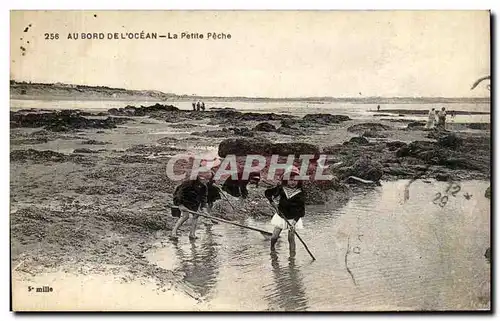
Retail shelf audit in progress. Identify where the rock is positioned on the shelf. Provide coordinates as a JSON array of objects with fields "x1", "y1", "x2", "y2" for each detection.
[
  {"x1": 218, "y1": 138, "x2": 319, "y2": 158},
  {"x1": 338, "y1": 155, "x2": 383, "y2": 182},
  {"x1": 10, "y1": 137, "x2": 49, "y2": 145},
  {"x1": 302, "y1": 179, "x2": 351, "y2": 205},
  {"x1": 10, "y1": 110, "x2": 127, "y2": 132},
  {"x1": 239, "y1": 112, "x2": 293, "y2": 122},
  {"x1": 386, "y1": 141, "x2": 407, "y2": 151},
  {"x1": 383, "y1": 165, "x2": 415, "y2": 178},
  {"x1": 280, "y1": 119, "x2": 300, "y2": 128},
  {"x1": 345, "y1": 136, "x2": 370, "y2": 145},
  {"x1": 485, "y1": 186, "x2": 491, "y2": 199},
  {"x1": 226, "y1": 127, "x2": 254, "y2": 137},
  {"x1": 218, "y1": 138, "x2": 273, "y2": 157},
  {"x1": 350, "y1": 156, "x2": 383, "y2": 181},
  {"x1": 406, "y1": 121, "x2": 427, "y2": 129},
  {"x1": 80, "y1": 139, "x2": 109, "y2": 145},
  {"x1": 73, "y1": 148, "x2": 100, "y2": 154},
  {"x1": 347, "y1": 123, "x2": 391, "y2": 133},
  {"x1": 108, "y1": 108, "x2": 120, "y2": 116},
  {"x1": 372, "y1": 113, "x2": 394, "y2": 117},
  {"x1": 253, "y1": 122, "x2": 277, "y2": 132},
  {"x1": 302, "y1": 114, "x2": 351, "y2": 124},
  {"x1": 362, "y1": 130, "x2": 387, "y2": 138},
  {"x1": 437, "y1": 133, "x2": 463, "y2": 150},
  {"x1": 11, "y1": 149, "x2": 70, "y2": 163},
  {"x1": 107, "y1": 103, "x2": 179, "y2": 116},
  {"x1": 157, "y1": 137, "x2": 179, "y2": 145},
  {"x1": 435, "y1": 173, "x2": 451, "y2": 181},
  {"x1": 270, "y1": 142, "x2": 320, "y2": 158}
]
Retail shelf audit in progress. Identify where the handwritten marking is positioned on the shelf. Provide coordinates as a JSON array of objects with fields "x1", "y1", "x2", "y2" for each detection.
[{"x1": 345, "y1": 236, "x2": 357, "y2": 286}]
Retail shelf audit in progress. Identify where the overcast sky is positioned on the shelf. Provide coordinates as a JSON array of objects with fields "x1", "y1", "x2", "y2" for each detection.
[{"x1": 10, "y1": 10, "x2": 490, "y2": 98}]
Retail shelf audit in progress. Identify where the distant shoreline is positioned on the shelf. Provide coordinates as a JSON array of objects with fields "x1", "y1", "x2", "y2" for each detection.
[{"x1": 10, "y1": 81, "x2": 491, "y2": 104}]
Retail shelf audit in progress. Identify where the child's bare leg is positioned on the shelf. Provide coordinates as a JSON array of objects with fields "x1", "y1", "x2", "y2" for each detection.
[
  {"x1": 189, "y1": 214, "x2": 199, "y2": 239},
  {"x1": 171, "y1": 211, "x2": 189, "y2": 237},
  {"x1": 271, "y1": 227, "x2": 282, "y2": 252}
]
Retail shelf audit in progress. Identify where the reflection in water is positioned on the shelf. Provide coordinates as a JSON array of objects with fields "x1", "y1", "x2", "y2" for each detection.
[
  {"x1": 172, "y1": 225, "x2": 220, "y2": 298},
  {"x1": 265, "y1": 252, "x2": 309, "y2": 311},
  {"x1": 147, "y1": 180, "x2": 490, "y2": 310}
]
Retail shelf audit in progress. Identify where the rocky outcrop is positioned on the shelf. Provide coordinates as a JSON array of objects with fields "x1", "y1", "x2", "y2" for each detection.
[
  {"x1": 73, "y1": 148, "x2": 101, "y2": 154},
  {"x1": 218, "y1": 138, "x2": 273, "y2": 157},
  {"x1": 270, "y1": 142, "x2": 320, "y2": 158},
  {"x1": 345, "y1": 136, "x2": 370, "y2": 145},
  {"x1": 406, "y1": 121, "x2": 427, "y2": 129},
  {"x1": 108, "y1": 103, "x2": 179, "y2": 116},
  {"x1": 10, "y1": 110, "x2": 129, "y2": 132},
  {"x1": 362, "y1": 130, "x2": 388, "y2": 138},
  {"x1": 337, "y1": 155, "x2": 384, "y2": 182},
  {"x1": 302, "y1": 114, "x2": 351, "y2": 124},
  {"x1": 253, "y1": 122, "x2": 277, "y2": 132},
  {"x1": 80, "y1": 139, "x2": 110, "y2": 145},
  {"x1": 218, "y1": 138, "x2": 319, "y2": 158}
]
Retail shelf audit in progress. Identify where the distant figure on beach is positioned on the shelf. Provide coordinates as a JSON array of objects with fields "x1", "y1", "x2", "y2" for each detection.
[
  {"x1": 437, "y1": 107, "x2": 447, "y2": 129},
  {"x1": 196, "y1": 101, "x2": 201, "y2": 111},
  {"x1": 377, "y1": 105, "x2": 381, "y2": 112},
  {"x1": 425, "y1": 108, "x2": 437, "y2": 129},
  {"x1": 192, "y1": 102, "x2": 196, "y2": 111},
  {"x1": 201, "y1": 101, "x2": 206, "y2": 111},
  {"x1": 450, "y1": 110, "x2": 456, "y2": 119}
]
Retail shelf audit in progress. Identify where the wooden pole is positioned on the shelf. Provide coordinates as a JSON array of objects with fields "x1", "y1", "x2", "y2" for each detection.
[{"x1": 171, "y1": 205, "x2": 273, "y2": 237}]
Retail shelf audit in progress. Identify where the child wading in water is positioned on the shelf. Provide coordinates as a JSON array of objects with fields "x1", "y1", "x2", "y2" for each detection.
[
  {"x1": 265, "y1": 166, "x2": 305, "y2": 255},
  {"x1": 171, "y1": 173, "x2": 211, "y2": 240}
]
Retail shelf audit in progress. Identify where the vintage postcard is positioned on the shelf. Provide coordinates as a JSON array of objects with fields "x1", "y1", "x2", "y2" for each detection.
[{"x1": 10, "y1": 10, "x2": 490, "y2": 311}]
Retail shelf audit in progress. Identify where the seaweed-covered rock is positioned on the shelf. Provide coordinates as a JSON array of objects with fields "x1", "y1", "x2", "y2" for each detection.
[
  {"x1": 406, "y1": 121, "x2": 426, "y2": 129},
  {"x1": 10, "y1": 110, "x2": 127, "y2": 132},
  {"x1": 11, "y1": 149, "x2": 70, "y2": 162},
  {"x1": 107, "y1": 103, "x2": 179, "y2": 116},
  {"x1": 345, "y1": 136, "x2": 369, "y2": 145},
  {"x1": 218, "y1": 138, "x2": 273, "y2": 157},
  {"x1": 302, "y1": 114, "x2": 351, "y2": 124},
  {"x1": 253, "y1": 122, "x2": 277, "y2": 132},
  {"x1": 270, "y1": 142, "x2": 320, "y2": 158}
]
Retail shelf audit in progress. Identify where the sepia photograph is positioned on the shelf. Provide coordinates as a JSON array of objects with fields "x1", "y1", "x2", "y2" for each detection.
[{"x1": 9, "y1": 10, "x2": 491, "y2": 311}]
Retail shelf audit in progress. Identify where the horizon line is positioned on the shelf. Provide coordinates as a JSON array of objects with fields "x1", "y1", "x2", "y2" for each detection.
[{"x1": 10, "y1": 79, "x2": 491, "y2": 101}]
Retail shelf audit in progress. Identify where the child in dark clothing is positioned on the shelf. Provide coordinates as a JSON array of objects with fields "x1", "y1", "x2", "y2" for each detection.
[
  {"x1": 171, "y1": 173, "x2": 210, "y2": 240},
  {"x1": 265, "y1": 166, "x2": 305, "y2": 254}
]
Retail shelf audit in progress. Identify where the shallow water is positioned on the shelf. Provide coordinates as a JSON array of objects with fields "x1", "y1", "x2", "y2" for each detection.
[
  {"x1": 10, "y1": 99, "x2": 491, "y2": 123},
  {"x1": 146, "y1": 180, "x2": 490, "y2": 311}
]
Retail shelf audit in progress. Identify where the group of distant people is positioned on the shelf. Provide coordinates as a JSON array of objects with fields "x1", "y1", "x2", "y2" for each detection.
[
  {"x1": 192, "y1": 101, "x2": 206, "y2": 111},
  {"x1": 426, "y1": 107, "x2": 454, "y2": 130}
]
